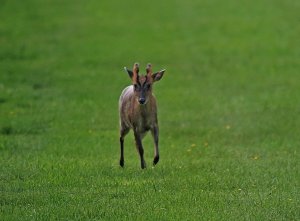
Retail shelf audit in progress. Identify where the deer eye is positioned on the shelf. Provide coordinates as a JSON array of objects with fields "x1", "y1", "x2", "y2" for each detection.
[
  {"x1": 134, "y1": 84, "x2": 140, "y2": 91},
  {"x1": 146, "y1": 84, "x2": 151, "y2": 90}
]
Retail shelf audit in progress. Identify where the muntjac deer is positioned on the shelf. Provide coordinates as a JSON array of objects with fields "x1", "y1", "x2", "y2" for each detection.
[{"x1": 119, "y1": 63, "x2": 165, "y2": 169}]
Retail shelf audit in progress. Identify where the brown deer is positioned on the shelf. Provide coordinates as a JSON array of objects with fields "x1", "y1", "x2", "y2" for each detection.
[{"x1": 119, "y1": 63, "x2": 165, "y2": 169}]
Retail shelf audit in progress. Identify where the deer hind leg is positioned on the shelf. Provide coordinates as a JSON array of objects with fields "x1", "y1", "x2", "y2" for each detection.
[
  {"x1": 151, "y1": 126, "x2": 159, "y2": 166},
  {"x1": 134, "y1": 131, "x2": 146, "y2": 169},
  {"x1": 120, "y1": 127, "x2": 129, "y2": 168}
]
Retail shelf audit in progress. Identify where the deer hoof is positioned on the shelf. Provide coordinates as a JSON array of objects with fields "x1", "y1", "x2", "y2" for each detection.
[
  {"x1": 120, "y1": 159, "x2": 124, "y2": 168},
  {"x1": 153, "y1": 155, "x2": 159, "y2": 165},
  {"x1": 141, "y1": 160, "x2": 146, "y2": 169}
]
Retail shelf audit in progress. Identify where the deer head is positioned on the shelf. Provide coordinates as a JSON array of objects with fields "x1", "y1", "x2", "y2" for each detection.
[{"x1": 124, "y1": 63, "x2": 165, "y2": 105}]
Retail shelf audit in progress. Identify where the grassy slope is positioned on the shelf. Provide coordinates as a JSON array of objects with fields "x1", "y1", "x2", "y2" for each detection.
[{"x1": 0, "y1": 0, "x2": 299, "y2": 220}]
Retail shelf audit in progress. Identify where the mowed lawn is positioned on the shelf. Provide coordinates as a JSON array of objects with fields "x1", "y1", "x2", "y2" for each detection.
[{"x1": 0, "y1": 0, "x2": 299, "y2": 220}]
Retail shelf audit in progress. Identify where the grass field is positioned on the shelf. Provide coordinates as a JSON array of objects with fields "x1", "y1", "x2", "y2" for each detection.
[{"x1": 0, "y1": 0, "x2": 299, "y2": 220}]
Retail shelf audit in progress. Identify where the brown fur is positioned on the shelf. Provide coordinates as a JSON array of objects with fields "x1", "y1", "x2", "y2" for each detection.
[{"x1": 119, "y1": 63, "x2": 165, "y2": 169}]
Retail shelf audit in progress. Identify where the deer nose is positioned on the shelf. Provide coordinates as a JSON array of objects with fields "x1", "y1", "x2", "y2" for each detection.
[{"x1": 138, "y1": 98, "x2": 146, "y2": 104}]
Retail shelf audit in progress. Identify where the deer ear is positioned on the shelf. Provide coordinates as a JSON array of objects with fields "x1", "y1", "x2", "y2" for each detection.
[
  {"x1": 152, "y1": 69, "x2": 165, "y2": 82},
  {"x1": 124, "y1": 67, "x2": 133, "y2": 79}
]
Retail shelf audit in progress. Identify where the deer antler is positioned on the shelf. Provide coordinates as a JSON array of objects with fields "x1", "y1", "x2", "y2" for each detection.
[
  {"x1": 132, "y1": 62, "x2": 139, "y2": 84},
  {"x1": 146, "y1": 63, "x2": 152, "y2": 78}
]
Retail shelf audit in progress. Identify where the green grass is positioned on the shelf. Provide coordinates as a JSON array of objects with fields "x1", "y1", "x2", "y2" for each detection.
[{"x1": 1, "y1": 0, "x2": 299, "y2": 220}]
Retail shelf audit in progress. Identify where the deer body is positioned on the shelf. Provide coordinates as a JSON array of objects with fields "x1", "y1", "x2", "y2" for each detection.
[
  {"x1": 119, "y1": 63, "x2": 165, "y2": 169},
  {"x1": 119, "y1": 85, "x2": 157, "y2": 136}
]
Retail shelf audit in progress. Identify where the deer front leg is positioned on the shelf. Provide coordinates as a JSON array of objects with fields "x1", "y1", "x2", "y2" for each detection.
[
  {"x1": 151, "y1": 126, "x2": 159, "y2": 166},
  {"x1": 134, "y1": 131, "x2": 146, "y2": 169},
  {"x1": 120, "y1": 127, "x2": 129, "y2": 168},
  {"x1": 119, "y1": 137, "x2": 125, "y2": 167}
]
